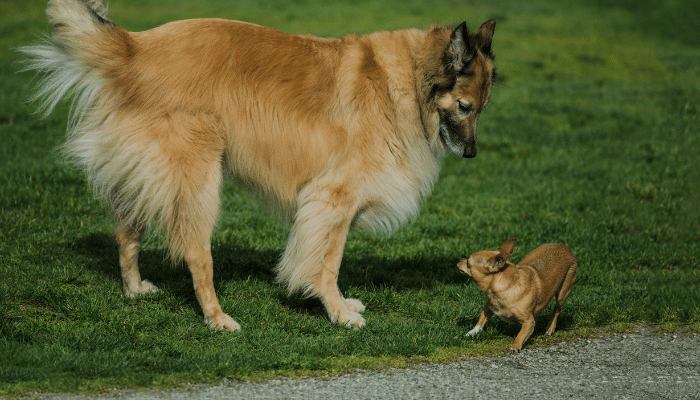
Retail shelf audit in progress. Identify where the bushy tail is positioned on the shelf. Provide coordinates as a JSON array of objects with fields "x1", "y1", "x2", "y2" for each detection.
[
  {"x1": 19, "y1": 1, "x2": 226, "y2": 265},
  {"x1": 18, "y1": 0, "x2": 131, "y2": 128}
]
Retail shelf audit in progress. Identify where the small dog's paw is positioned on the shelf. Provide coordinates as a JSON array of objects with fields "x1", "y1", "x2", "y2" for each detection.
[
  {"x1": 206, "y1": 313, "x2": 242, "y2": 332},
  {"x1": 508, "y1": 347, "x2": 521, "y2": 353},
  {"x1": 343, "y1": 298, "x2": 366, "y2": 313},
  {"x1": 466, "y1": 325, "x2": 484, "y2": 337}
]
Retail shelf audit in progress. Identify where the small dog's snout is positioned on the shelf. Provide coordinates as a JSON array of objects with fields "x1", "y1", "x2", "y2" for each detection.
[{"x1": 457, "y1": 258, "x2": 469, "y2": 274}]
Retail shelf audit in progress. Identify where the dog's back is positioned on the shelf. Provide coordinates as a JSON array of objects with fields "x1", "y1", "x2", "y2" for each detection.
[{"x1": 518, "y1": 243, "x2": 577, "y2": 306}]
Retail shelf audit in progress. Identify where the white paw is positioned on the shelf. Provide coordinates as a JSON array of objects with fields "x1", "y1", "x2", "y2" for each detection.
[
  {"x1": 205, "y1": 313, "x2": 241, "y2": 332},
  {"x1": 466, "y1": 325, "x2": 483, "y2": 337},
  {"x1": 125, "y1": 280, "x2": 160, "y2": 298},
  {"x1": 140, "y1": 279, "x2": 159, "y2": 294},
  {"x1": 343, "y1": 298, "x2": 366, "y2": 313},
  {"x1": 337, "y1": 311, "x2": 366, "y2": 330}
]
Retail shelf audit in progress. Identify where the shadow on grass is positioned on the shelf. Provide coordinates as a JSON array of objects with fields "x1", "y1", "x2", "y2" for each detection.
[
  {"x1": 68, "y1": 232, "x2": 578, "y2": 334},
  {"x1": 70, "y1": 233, "x2": 468, "y2": 290}
]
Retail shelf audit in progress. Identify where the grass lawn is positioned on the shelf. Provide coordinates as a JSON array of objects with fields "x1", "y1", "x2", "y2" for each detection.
[{"x1": 1, "y1": 0, "x2": 699, "y2": 396}]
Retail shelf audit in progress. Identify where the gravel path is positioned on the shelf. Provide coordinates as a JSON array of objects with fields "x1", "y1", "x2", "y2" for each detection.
[{"x1": 40, "y1": 326, "x2": 700, "y2": 400}]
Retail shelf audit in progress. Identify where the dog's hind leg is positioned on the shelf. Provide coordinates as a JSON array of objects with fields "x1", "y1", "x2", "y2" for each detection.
[
  {"x1": 183, "y1": 237, "x2": 241, "y2": 331},
  {"x1": 166, "y1": 155, "x2": 240, "y2": 332},
  {"x1": 171, "y1": 180, "x2": 240, "y2": 331},
  {"x1": 127, "y1": 112, "x2": 240, "y2": 331},
  {"x1": 115, "y1": 219, "x2": 158, "y2": 297},
  {"x1": 276, "y1": 185, "x2": 365, "y2": 329},
  {"x1": 545, "y1": 263, "x2": 577, "y2": 336},
  {"x1": 511, "y1": 316, "x2": 535, "y2": 352}
]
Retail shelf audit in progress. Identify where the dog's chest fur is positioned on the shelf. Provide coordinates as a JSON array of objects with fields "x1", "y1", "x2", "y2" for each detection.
[{"x1": 485, "y1": 266, "x2": 539, "y2": 322}]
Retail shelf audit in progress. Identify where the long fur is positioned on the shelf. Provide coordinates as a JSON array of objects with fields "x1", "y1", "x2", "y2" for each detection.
[{"x1": 20, "y1": 0, "x2": 496, "y2": 329}]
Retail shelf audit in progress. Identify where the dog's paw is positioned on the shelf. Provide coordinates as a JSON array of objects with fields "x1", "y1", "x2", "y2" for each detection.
[
  {"x1": 205, "y1": 313, "x2": 242, "y2": 332},
  {"x1": 343, "y1": 298, "x2": 366, "y2": 313},
  {"x1": 466, "y1": 325, "x2": 484, "y2": 337},
  {"x1": 140, "y1": 279, "x2": 159, "y2": 294},
  {"x1": 125, "y1": 280, "x2": 160, "y2": 298},
  {"x1": 508, "y1": 346, "x2": 521, "y2": 353},
  {"x1": 337, "y1": 311, "x2": 366, "y2": 330}
]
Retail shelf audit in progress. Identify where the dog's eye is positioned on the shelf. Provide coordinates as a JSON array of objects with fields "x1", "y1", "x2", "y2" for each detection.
[{"x1": 457, "y1": 100, "x2": 474, "y2": 116}]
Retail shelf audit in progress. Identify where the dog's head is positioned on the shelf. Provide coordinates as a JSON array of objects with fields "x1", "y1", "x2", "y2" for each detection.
[
  {"x1": 420, "y1": 20, "x2": 496, "y2": 158},
  {"x1": 458, "y1": 238, "x2": 515, "y2": 279}
]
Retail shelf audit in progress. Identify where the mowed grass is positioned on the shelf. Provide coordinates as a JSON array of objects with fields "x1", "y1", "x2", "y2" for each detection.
[{"x1": 2, "y1": 0, "x2": 699, "y2": 395}]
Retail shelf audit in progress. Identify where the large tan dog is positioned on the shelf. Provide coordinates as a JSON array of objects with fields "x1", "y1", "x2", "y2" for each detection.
[
  {"x1": 457, "y1": 239, "x2": 577, "y2": 351},
  {"x1": 21, "y1": 0, "x2": 496, "y2": 331}
]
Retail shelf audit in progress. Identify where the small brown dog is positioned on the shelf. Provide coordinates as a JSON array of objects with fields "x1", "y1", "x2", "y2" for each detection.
[{"x1": 457, "y1": 238, "x2": 577, "y2": 352}]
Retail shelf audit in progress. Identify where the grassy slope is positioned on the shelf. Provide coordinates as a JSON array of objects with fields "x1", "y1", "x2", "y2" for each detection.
[{"x1": 1, "y1": 0, "x2": 698, "y2": 395}]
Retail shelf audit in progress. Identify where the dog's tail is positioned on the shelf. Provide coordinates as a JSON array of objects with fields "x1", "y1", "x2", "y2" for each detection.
[{"x1": 19, "y1": 0, "x2": 131, "y2": 128}]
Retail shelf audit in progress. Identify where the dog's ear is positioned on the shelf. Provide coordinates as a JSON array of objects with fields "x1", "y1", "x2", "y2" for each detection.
[
  {"x1": 476, "y1": 20, "x2": 496, "y2": 59},
  {"x1": 444, "y1": 22, "x2": 475, "y2": 72},
  {"x1": 497, "y1": 238, "x2": 516, "y2": 261},
  {"x1": 489, "y1": 254, "x2": 508, "y2": 272}
]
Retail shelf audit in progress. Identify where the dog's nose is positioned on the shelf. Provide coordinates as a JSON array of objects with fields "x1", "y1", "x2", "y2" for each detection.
[
  {"x1": 462, "y1": 143, "x2": 477, "y2": 158},
  {"x1": 457, "y1": 258, "x2": 469, "y2": 272}
]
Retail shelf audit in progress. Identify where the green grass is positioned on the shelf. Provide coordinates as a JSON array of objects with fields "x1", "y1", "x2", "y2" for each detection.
[{"x1": 2, "y1": 0, "x2": 699, "y2": 396}]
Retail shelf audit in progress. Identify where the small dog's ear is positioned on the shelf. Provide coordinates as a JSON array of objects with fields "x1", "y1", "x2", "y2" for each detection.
[
  {"x1": 497, "y1": 238, "x2": 516, "y2": 261},
  {"x1": 489, "y1": 254, "x2": 508, "y2": 272}
]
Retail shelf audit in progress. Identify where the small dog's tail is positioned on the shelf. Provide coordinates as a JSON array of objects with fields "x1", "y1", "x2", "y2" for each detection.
[{"x1": 18, "y1": 0, "x2": 131, "y2": 127}]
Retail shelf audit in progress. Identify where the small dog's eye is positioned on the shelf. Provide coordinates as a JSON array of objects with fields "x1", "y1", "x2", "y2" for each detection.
[{"x1": 457, "y1": 100, "x2": 474, "y2": 115}]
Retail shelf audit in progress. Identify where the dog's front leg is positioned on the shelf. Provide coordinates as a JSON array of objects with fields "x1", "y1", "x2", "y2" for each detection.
[
  {"x1": 316, "y1": 213, "x2": 366, "y2": 328},
  {"x1": 276, "y1": 187, "x2": 365, "y2": 329},
  {"x1": 466, "y1": 301, "x2": 494, "y2": 337}
]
